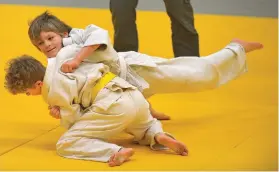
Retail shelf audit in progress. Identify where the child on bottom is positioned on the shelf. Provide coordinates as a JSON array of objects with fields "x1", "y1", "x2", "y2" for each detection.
[{"x1": 4, "y1": 46, "x2": 188, "y2": 167}]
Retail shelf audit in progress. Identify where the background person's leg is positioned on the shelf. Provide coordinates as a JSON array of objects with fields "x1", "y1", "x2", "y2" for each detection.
[
  {"x1": 164, "y1": 0, "x2": 200, "y2": 57},
  {"x1": 110, "y1": 0, "x2": 139, "y2": 52}
]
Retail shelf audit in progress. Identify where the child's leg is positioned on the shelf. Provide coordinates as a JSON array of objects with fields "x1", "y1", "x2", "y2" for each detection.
[
  {"x1": 134, "y1": 118, "x2": 188, "y2": 156},
  {"x1": 125, "y1": 90, "x2": 188, "y2": 155},
  {"x1": 56, "y1": 87, "x2": 143, "y2": 166},
  {"x1": 56, "y1": 128, "x2": 124, "y2": 163},
  {"x1": 135, "y1": 118, "x2": 188, "y2": 155},
  {"x1": 57, "y1": 132, "x2": 134, "y2": 167},
  {"x1": 57, "y1": 122, "x2": 135, "y2": 167},
  {"x1": 140, "y1": 39, "x2": 263, "y2": 95}
]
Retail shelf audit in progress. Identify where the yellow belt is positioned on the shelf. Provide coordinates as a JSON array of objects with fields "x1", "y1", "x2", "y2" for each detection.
[{"x1": 91, "y1": 72, "x2": 116, "y2": 101}]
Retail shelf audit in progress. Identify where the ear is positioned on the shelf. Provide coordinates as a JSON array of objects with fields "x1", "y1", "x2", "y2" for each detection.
[
  {"x1": 62, "y1": 32, "x2": 69, "y2": 38},
  {"x1": 34, "y1": 81, "x2": 43, "y2": 87}
]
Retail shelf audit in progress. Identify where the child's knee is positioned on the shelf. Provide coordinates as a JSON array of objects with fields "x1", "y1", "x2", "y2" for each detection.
[{"x1": 56, "y1": 136, "x2": 77, "y2": 156}]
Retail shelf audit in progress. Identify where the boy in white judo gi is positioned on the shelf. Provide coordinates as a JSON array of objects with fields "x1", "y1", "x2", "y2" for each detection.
[
  {"x1": 28, "y1": 11, "x2": 263, "y2": 120},
  {"x1": 4, "y1": 47, "x2": 188, "y2": 166}
]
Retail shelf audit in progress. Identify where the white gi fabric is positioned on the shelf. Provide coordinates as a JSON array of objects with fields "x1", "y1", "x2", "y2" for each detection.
[
  {"x1": 63, "y1": 24, "x2": 247, "y2": 97},
  {"x1": 41, "y1": 44, "x2": 169, "y2": 162}
]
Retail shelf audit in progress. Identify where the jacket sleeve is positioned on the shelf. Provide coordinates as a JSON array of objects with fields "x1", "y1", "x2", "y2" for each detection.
[{"x1": 63, "y1": 24, "x2": 109, "y2": 48}]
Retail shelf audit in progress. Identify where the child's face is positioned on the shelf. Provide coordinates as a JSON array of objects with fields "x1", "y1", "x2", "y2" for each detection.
[
  {"x1": 34, "y1": 31, "x2": 66, "y2": 58},
  {"x1": 25, "y1": 81, "x2": 43, "y2": 96}
]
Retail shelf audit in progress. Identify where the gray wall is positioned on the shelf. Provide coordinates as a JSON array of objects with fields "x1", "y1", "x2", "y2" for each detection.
[{"x1": 0, "y1": 0, "x2": 278, "y2": 18}]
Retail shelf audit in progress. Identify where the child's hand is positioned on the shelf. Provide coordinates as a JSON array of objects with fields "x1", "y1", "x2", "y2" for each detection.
[
  {"x1": 61, "y1": 59, "x2": 81, "y2": 73},
  {"x1": 48, "y1": 105, "x2": 61, "y2": 119}
]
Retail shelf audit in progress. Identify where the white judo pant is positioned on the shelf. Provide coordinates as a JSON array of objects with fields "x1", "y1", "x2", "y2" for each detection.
[
  {"x1": 56, "y1": 88, "x2": 168, "y2": 162},
  {"x1": 119, "y1": 43, "x2": 246, "y2": 97}
]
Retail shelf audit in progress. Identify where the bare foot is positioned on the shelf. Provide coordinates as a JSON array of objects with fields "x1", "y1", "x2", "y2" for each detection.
[
  {"x1": 231, "y1": 39, "x2": 263, "y2": 53},
  {"x1": 108, "y1": 148, "x2": 134, "y2": 167},
  {"x1": 150, "y1": 107, "x2": 170, "y2": 120},
  {"x1": 155, "y1": 133, "x2": 188, "y2": 156}
]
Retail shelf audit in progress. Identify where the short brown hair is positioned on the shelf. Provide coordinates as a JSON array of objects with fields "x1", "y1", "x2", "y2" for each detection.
[
  {"x1": 28, "y1": 11, "x2": 72, "y2": 43},
  {"x1": 4, "y1": 55, "x2": 46, "y2": 94}
]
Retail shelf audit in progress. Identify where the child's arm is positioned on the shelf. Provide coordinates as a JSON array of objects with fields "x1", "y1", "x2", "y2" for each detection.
[
  {"x1": 59, "y1": 104, "x2": 82, "y2": 129},
  {"x1": 48, "y1": 95, "x2": 82, "y2": 128},
  {"x1": 61, "y1": 24, "x2": 110, "y2": 73},
  {"x1": 47, "y1": 102, "x2": 82, "y2": 128},
  {"x1": 61, "y1": 44, "x2": 100, "y2": 73},
  {"x1": 48, "y1": 68, "x2": 83, "y2": 128}
]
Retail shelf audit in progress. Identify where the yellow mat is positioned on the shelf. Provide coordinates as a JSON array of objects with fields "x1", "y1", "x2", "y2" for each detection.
[{"x1": 0, "y1": 4, "x2": 277, "y2": 171}]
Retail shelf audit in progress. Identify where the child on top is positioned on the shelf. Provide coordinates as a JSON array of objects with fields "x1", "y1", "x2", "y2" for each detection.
[{"x1": 28, "y1": 11, "x2": 263, "y2": 120}]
